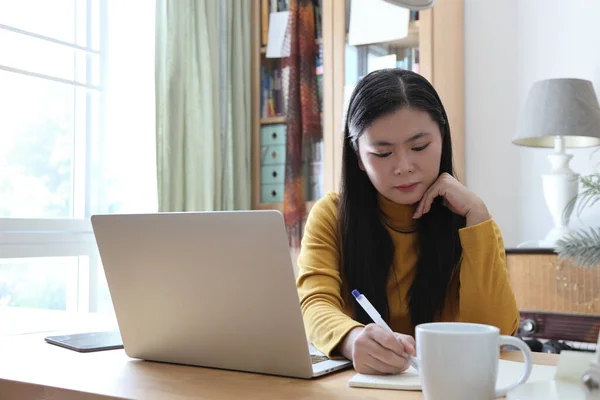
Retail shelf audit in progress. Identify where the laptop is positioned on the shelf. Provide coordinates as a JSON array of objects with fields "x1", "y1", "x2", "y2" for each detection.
[{"x1": 90, "y1": 210, "x2": 352, "y2": 379}]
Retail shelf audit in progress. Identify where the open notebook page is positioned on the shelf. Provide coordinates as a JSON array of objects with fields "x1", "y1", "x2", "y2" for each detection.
[{"x1": 349, "y1": 360, "x2": 557, "y2": 391}]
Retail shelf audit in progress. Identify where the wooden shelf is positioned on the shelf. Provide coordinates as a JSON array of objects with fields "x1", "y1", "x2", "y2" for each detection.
[
  {"x1": 255, "y1": 202, "x2": 283, "y2": 211},
  {"x1": 260, "y1": 38, "x2": 323, "y2": 55},
  {"x1": 260, "y1": 116, "x2": 286, "y2": 125},
  {"x1": 254, "y1": 200, "x2": 317, "y2": 213}
]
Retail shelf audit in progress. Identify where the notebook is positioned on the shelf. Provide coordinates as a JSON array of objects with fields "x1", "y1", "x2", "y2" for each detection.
[
  {"x1": 348, "y1": 360, "x2": 557, "y2": 390},
  {"x1": 45, "y1": 330, "x2": 123, "y2": 353}
]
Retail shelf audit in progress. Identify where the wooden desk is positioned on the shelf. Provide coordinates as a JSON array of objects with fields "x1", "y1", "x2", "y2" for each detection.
[{"x1": 0, "y1": 309, "x2": 559, "y2": 400}]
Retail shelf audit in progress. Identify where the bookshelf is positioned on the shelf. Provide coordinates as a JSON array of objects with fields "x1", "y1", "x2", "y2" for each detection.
[
  {"x1": 251, "y1": 0, "x2": 465, "y2": 212},
  {"x1": 260, "y1": 38, "x2": 323, "y2": 54},
  {"x1": 251, "y1": 0, "x2": 326, "y2": 212}
]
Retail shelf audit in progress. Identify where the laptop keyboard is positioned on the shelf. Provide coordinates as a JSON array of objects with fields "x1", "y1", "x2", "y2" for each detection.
[{"x1": 311, "y1": 354, "x2": 329, "y2": 364}]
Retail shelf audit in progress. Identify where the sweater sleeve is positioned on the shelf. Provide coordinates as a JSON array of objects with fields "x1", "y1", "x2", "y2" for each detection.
[
  {"x1": 296, "y1": 193, "x2": 363, "y2": 358},
  {"x1": 457, "y1": 219, "x2": 520, "y2": 335}
]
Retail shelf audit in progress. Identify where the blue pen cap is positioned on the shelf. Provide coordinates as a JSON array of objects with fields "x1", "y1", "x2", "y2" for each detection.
[{"x1": 352, "y1": 289, "x2": 361, "y2": 298}]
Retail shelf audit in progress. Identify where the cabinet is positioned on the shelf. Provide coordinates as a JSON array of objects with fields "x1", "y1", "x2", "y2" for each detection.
[
  {"x1": 507, "y1": 248, "x2": 600, "y2": 346},
  {"x1": 259, "y1": 123, "x2": 287, "y2": 203}
]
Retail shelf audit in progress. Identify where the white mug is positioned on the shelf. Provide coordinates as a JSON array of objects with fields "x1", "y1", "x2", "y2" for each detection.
[{"x1": 416, "y1": 322, "x2": 532, "y2": 400}]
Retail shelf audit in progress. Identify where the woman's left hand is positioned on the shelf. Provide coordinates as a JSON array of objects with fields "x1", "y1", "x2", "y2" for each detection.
[{"x1": 413, "y1": 173, "x2": 490, "y2": 226}]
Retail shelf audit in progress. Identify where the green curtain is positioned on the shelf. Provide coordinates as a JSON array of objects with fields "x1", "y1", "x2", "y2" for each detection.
[{"x1": 155, "y1": 0, "x2": 251, "y2": 212}]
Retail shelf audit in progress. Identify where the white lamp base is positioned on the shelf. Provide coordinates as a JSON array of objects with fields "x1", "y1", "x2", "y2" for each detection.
[
  {"x1": 517, "y1": 137, "x2": 579, "y2": 249},
  {"x1": 542, "y1": 137, "x2": 579, "y2": 245},
  {"x1": 544, "y1": 225, "x2": 575, "y2": 244}
]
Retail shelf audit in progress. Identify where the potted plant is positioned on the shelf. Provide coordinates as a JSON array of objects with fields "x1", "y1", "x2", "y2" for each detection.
[{"x1": 556, "y1": 173, "x2": 600, "y2": 268}]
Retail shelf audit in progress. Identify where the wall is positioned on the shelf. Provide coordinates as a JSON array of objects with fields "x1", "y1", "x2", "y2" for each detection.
[{"x1": 465, "y1": 0, "x2": 600, "y2": 247}]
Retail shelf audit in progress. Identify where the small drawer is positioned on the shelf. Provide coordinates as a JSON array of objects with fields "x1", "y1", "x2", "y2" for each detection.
[
  {"x1": 260, "y1": 124, "x2": 286, "y2": 146},
  {"x1": 261, "y1": 145, "x2": 286, "y2": 165},
  {"x1": 261, "y1": 165, "x2": 285, "y2": 184},
  {"x1": 261, "y1": 184, "x2": 284, "y2": 203}
]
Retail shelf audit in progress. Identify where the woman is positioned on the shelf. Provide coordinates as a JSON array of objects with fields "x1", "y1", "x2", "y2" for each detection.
[{"x1": 296, "y1": 69, "x2": 519, "y2": 375}]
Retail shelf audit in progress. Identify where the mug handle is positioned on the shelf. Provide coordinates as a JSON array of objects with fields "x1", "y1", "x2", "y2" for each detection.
[{"x1": 494, "y1": 335, "x2": 533, "y2": 398}]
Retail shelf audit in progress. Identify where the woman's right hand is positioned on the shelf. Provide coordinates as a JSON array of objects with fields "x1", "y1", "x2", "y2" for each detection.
[{"x1": 340, "y1": 324, "x2": 416, "y2": 375}]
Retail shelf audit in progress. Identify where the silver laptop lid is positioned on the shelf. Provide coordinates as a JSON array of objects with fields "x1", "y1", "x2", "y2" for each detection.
[{"x1": 91, "y1": 210, "x2": 314, "y2": 378}]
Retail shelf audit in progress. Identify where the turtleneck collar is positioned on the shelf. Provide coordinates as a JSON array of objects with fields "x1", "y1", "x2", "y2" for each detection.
[{"x1": 377, "y1": 193, "x2": 417, "y2": 233}]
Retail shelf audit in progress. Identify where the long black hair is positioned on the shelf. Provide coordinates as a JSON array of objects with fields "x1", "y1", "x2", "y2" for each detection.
[{"x1": 339, "y1": 68, "x2": 465, "y2": 328}]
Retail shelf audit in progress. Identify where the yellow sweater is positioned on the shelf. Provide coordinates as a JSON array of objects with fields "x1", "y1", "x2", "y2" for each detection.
[{"x1": 296, "y1": 192, "x2": 520, "y2": 357}]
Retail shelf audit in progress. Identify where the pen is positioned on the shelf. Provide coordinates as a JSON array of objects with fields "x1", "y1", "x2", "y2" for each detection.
[{"x1": 352, "y1": 289, "x2": 420, "y2": 371}]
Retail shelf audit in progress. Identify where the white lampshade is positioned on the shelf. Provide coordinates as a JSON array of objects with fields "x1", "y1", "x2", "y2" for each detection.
[{"x1": 513, "y1": 78, "x2": 600, "y2": 148}]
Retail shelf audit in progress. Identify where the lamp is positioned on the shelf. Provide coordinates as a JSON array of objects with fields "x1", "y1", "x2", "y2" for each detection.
[{"x1": 513, "y1": 78, "x2": 600, "y2": 248}]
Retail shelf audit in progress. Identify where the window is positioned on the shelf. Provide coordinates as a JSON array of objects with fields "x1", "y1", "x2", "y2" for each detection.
[{"x1": 0, "y1": 1, "x2": 157, "y2": 314}]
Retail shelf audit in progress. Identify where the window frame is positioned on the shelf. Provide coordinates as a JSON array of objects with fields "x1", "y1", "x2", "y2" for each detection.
[{"x1": 0, "y1": 0, "x2": 108, "y2": 313}]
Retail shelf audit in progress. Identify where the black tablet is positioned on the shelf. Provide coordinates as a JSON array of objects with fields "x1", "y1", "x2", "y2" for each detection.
[{"x1": 45, "y1": 330, "x2": 123, "y2": 353}]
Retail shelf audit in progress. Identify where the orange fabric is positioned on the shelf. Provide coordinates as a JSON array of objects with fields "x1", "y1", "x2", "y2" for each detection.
[{"x1": 282, "y1": 0, "x2": 322, "y2": 249}]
